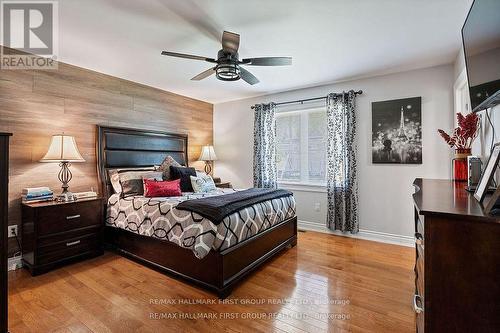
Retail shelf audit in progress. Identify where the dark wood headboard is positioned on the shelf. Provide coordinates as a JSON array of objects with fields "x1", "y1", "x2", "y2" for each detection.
[{"x1": 97, "y1": 125, "x2": 188, "y2": 199}]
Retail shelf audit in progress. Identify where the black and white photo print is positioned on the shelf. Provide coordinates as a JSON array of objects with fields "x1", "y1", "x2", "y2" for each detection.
[{"x1": 372, "y1": 97, "x2": 422, "y2": 164}]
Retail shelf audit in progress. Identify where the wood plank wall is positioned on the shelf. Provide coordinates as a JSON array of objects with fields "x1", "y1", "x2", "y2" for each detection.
[{"x1": 0, "y1": 61, "x2": 213, "y2": 256}]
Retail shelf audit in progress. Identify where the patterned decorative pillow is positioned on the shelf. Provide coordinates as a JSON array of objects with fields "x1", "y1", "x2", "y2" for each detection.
[
  {"x1": 158, "y1": 155, "x2": 182, "y2": 180},
  {"x1": 169, "y1": 166, "x2": 197, "y2": 192},
  {"x1": 143, "y1": 178, "x2": 182, "y2": 197},
  {"x1": 108, "y1": 167, "x2": 156, "y2": 194},
  {"x1": 190, "y1": 173, "x2": 217, "y2": 193},
  {"x1": 118, "y1": 170, "x2": 163, "y2": 197}
]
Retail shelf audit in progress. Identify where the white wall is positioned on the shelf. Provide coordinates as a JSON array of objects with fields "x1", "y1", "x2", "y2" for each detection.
[{"x1": 214, "y1": 65, "x2": 454, "y2": 241}]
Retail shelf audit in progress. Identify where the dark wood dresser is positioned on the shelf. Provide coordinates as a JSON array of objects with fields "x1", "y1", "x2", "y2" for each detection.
[
  {"x1": 22, "y1": 197, "x2": 104, "y2": 276},
  {"x1": 413, "y1": 178, "x2": 500, "y2": 332},
  {"x1": 0, "y1": 133, "x2": 11, "y2": 333}
]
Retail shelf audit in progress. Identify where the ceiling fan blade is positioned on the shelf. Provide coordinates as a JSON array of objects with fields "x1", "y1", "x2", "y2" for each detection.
[
  {"x1": 222, "y1": 31, "x2": 240, "y2": 54},
  {"x1": 159, "y1": 0, "x2": 222, "y2": 43},
  {"x1": 161, "y1": 51, "x2": 216, "y2": 63},
  {"x1": 191, "y1": 67, "x2": 216, "y2": 81},
  {"x1": 242, "y1": 57, "x2": 292, "y2": 66},
  {"x1": 239, "y1": 67, "x2": 259, "y2": 85}
]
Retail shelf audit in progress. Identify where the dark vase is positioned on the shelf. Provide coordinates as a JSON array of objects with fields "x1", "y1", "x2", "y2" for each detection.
[{"x1": 453, "y1": 148, "x2": 472, "y2": 182}]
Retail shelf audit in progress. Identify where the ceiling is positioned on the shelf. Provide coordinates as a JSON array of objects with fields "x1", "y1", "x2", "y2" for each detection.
[{"x1": 59, "y1": 0, "x2": 473, "y2": 104}]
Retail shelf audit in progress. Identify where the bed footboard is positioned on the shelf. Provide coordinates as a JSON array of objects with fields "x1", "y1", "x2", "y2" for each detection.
[{"x1": 105, "y1": 215, "x2": 297, "y2": 298}]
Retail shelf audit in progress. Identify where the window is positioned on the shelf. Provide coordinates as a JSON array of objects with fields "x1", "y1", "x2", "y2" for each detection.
[
  {"x1": 276, "y1": 108, "x2": 327, "y2": 185},
  {"x1": 454, "y1": 68, "x2": 471, "y2": 118}
]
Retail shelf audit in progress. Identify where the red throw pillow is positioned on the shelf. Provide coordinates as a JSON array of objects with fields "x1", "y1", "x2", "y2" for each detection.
[{"x1": 143, "y1": 178, "x2": 182, "y2": 197}]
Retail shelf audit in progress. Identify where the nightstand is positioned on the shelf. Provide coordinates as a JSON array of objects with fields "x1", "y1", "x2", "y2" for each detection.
[
  {"x1": 212, "y1": 176, "x2": 232, "y2": 188},
  {"x1": 21, "y1": 197, "x2": 104, "y2": 276},
  {"x1": 216, "y1": 181, "x2": 232, "y2": 188}
]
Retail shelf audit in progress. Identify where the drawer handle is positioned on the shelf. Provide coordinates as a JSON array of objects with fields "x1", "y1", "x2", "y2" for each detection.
[
  {"x1": 66, "y1": 214, "x2": 81, "y2": 220},
  {"x1": 413, "y1": 294, "x2": 424, "y2": 314},
  {"x1": 66, "y1": 240, "x2": 81, "y2": 247},
  {"x1": 414, "y1": 232, "x2": 424, "y2": 246}
]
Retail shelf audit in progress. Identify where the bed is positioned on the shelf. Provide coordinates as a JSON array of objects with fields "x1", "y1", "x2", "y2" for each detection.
[{"x1": 97, "y1": 125, "x2": 297, "y2": 298}]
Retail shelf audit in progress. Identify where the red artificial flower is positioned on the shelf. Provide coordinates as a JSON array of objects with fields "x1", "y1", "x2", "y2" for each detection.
[
  {"x1": 437, "y1": 112, "x2": 480, "y2": 149},
  {"x1": 438, "y1": 129, "x2": 455, "y2": 147}
]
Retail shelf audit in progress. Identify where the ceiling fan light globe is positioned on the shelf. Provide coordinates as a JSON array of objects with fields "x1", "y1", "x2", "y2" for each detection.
[{"x1": 216, "y1": 64, "x2": 240, "y2": 81}]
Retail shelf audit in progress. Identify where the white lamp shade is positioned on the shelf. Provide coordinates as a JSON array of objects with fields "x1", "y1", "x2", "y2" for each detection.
[
  {"x1": 199, "y1": 145, "x2": 217, "y2": 161},
  {"x1": 40, "y1": 135, "x2": 85, "y2": 162}
]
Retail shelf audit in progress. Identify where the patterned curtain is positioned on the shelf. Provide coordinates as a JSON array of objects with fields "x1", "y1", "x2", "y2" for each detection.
[
  {"x1": 253, "y1": 103, "x2": 278, "y2": 189},
  {"x1": 326, "y1": 91, "x2": 359, "y2": 233}
]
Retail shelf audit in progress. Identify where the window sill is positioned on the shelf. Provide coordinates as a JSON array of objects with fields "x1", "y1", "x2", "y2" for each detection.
[{"x1": 278, "y1": 182, "x2": 327, "y2": 193}]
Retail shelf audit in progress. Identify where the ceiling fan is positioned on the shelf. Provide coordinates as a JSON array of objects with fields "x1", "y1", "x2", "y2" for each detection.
[{"x1": 161, "y1": 31, "x2": 292, "y2": 85}]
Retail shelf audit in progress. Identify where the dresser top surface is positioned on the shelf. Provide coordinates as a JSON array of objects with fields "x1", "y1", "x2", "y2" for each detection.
[{"x1": 413, "y1": 178, "x2": 500, "y2": 223}]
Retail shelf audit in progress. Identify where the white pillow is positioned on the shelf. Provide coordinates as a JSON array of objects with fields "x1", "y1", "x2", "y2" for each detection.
[
  {"x1": 190, "y1": 173, "x2": 217, "y2": 193},
  {"x1": 108, "y1": 167, "x2": 156, "y2": 194}
]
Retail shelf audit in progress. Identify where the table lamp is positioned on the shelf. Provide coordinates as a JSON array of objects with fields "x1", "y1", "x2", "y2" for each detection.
[
  {"x1": 199, "y1": 145, "x2": 217, "y2": 175},
  {"x1": 40, "y1": 134, "x2": 85, "y2": 201}
]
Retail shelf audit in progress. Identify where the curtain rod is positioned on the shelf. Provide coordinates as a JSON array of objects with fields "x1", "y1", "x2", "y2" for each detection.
[{"x1": 251, "y1": 90, "x2": 363, "y2": 109}]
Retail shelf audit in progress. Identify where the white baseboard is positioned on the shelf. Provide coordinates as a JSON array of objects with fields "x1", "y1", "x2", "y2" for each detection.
[
  {"x1": 8, "y1": 255, "x2": 23, "y2": 271},
  {"x1": 298, "y1": 220, "x2": 414, "y2": 247}
]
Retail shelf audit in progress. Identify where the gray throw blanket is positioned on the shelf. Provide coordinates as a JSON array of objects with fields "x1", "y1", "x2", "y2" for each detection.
[{"x1": 175, "y1": 188, "x2": 293, "y2": 225}]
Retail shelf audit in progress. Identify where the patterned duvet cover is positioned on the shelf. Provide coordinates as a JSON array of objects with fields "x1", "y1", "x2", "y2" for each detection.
[{"x1": 106, "y1": 189, "x2": 296, "y2": 259}]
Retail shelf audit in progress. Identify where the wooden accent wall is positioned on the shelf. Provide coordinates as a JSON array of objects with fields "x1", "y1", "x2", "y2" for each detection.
[{"x1": 0, "y1": 61, "x2": 213, "y2": 256}]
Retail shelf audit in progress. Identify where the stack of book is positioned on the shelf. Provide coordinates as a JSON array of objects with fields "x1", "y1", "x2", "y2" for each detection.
[{"x1": 22, "y1": 187, "x2": 54, "y2": 203}]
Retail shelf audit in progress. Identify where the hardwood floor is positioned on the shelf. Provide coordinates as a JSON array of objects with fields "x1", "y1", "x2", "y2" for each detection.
[{"x1": 8, "y1": 232, "x2": 415, "y2": 333}]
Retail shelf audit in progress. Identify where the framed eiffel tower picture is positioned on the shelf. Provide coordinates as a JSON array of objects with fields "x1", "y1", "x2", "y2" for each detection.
[{"x1": 372, "y1": 97, "x2": 422, "y2": 164}]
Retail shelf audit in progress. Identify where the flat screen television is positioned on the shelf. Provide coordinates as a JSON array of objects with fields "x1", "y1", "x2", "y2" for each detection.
[{"x1": 461, "y1": 0, "x2": 500, "y2": 113}]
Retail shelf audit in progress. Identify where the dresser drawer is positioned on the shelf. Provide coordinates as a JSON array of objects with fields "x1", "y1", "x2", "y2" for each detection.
[
  {"x1": 417, "y1": 216, "x2": 424, "y2": 236},
  {"x1": 415, "y1": 214, "x2": 424, "y2": 246},
  {"x1": 36, "y1": 200, "x2": 102, "y2": 236},
  {"x1": 416, "y1": 249, "x2": 424, "y2": 295},
  {"x1": 414, "y1": 240, "x2": 425, "y2": 332},
  {"x1": 37, "y1": 233, "x2": 100, "y2": 265},
  {"x1": 37, "y1": 225, "x2": 101, "y2": 248},
  {"x1": 413, "y1": 289, "x2": 425, "y2": 332},
  {"x1": 416, "y1": 310, "x2": 424, "y2": 333}
]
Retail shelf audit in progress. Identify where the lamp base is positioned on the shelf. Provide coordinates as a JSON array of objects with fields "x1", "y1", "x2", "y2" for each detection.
[
  {"x1": 57, "y1": 191, "x2": 77, "y2": 202},
  {"x1": 204, "y1": 161, "x2": 213, "y2": 175},
  {"x1": 57, "y1": 161, "x2": 76, "y2": 202}
]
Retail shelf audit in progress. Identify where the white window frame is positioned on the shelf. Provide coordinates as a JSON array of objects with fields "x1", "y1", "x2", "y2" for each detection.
[
  {"x1": 454, "y1": 68, "x2": 471, "y2": 119},
  {"x1": 276, "y1": 107, "x2": 327, "y2": 187}
]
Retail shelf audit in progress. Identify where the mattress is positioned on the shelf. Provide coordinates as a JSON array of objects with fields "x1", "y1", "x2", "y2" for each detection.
[{"x1": 106, "y1": 189, "x2": 296, "y2": 259}]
